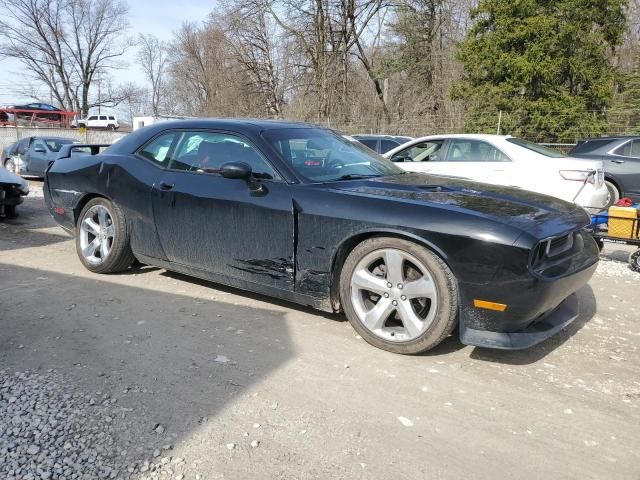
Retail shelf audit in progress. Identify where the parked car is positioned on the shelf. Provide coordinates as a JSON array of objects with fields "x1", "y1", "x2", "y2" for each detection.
[
  {"x1": 384, "y1": 134, "x2": 608, "y2": 211},
  {"x1": 75, "y1": 114, "x2": 119, "y2": 130},
  {"x1": 1, "y1": 141, "x2": 19, "y2": 165},
  {"x1": 352, "y1": 134, "x2": 413, "y2": 154},
  {"x1": 0, "y1": 164, "x2": 29, "y2": 218},
  {"x1": 4, "y1": 136, "x2": 77, "y2": 177},
  {"x1": 7, "y1": 102, "x2": 64, "y2": 121},
  {"x1": 569, "y1": 136, "x2": 640, "y2": 204},
  {"x1": 45, "y1": 119, "x2": 599, "y2": 355}
]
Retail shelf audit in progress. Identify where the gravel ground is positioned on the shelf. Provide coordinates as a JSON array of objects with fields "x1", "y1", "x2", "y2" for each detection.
[{"x1": 1, "y1": 182, "x2": 639, "y2": 480}]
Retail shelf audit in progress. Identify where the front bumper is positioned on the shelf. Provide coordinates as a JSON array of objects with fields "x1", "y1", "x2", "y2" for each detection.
[
  {"x1": 459, "y1": 293, "x2": 581, "y2": 349},
  {"x1": 457, "y1": 230, "x2": 598, "y2": 350}
]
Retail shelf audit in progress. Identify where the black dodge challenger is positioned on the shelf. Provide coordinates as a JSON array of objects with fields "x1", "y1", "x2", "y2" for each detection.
[{"x1": 44, "y1": 119, "x2": 599, "y2": 354}]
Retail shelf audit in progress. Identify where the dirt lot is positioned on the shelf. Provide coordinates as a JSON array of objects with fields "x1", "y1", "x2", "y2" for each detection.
[{"x1": 1, "y1": 181, "x2": 639, "y2": 480}]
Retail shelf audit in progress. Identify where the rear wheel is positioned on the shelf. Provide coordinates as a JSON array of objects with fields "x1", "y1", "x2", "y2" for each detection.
[
  {"x1": 605, "y1": 180, "x2": 620, "y2": 207},
  {"x1": 76, "y1": 198, "x2": 135, "y2": 273},
  {"x1": 4, "y1": 205, "x2": 17, "y2": 218},
  {"x1": 340, "y1": 237, "x2": 458, "y2": 355}
]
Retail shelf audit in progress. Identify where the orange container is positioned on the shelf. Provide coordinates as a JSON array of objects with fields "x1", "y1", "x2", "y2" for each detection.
[{"x1": 608, "y1": 206, "x2": 638, "y2": 239}]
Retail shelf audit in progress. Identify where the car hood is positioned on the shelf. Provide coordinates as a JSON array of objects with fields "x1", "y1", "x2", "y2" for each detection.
[
  {"x1": 0, "y1": 167, "x2": 29, "y2": 195},
  {"x1": 326, "y1": 173, "x2": 590, "y2": 238}
]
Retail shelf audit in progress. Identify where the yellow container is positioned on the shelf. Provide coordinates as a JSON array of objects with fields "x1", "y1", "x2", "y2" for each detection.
[{"x1": 608, "y1": 206, "x2": 638, "y2": 239}]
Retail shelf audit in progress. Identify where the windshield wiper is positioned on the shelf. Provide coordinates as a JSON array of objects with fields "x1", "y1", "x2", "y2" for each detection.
[{"x1": 334, "y1": 174, "x2": 380, "y2": 181}]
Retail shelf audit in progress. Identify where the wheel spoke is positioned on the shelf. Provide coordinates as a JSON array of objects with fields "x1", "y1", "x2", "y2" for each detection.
[
  {"x1": 82, "y1": 218, "x2": 100, "y2": 235},
  {"x1": 403, "y1": 277, "x2": 436, "y2": 299},
  {"x1": 82, "y1": 238, "x2": 100, "y2": 258},
  {"x1": 397, "y1": 301, "x2": 424, "y2": 338},
  {"x1": 97, "y1": 207, "x2": 108, "y2": 228},
  {"x1": 363, "y1": 297, "x2": 395, "y2": 331},
  {"x1": 99, "y1": 239, "x2": 110, "y2": 258},
  {"x1": 383, "y1": 250, "x2": 404, "y2": 285},
  {"x1": 351, "y1": 269, "x2": 387, "y2": 294}
]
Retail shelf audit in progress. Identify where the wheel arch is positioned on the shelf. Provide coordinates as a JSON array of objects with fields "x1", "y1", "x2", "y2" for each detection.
[
  {"x1": 73, "y1": 193, "x2": 113, "y2": 226},
  {"x1": 328, "y1": 228, "x2": 453, "y2": 312}
]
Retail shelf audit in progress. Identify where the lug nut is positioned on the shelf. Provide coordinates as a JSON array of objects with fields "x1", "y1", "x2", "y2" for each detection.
[
  {"x1": 392, "y1": 300, "x2": 398, "y2": 306},
  {"x1": 383, "y1": 293, "x2": 389, "y2": 298},
  {"x1": 386, "y1": 282, "x2": 393, "y2": 288},
  {"x1": 397, "y1": 284, "x2": 403, "y2": 289},
  {"x1": 401, "y1": 295, "x2": 407, "y2": 301}
]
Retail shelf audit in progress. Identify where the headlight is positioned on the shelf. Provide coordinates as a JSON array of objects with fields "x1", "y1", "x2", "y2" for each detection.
[{"x1": 559, "y1": 170, "x2": 596, "y2": 184}]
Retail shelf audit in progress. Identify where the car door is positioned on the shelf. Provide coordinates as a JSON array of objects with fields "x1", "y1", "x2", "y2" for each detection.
[
  {"x1": 150, "y1": 130, "x2": 295, "y2": 290},
  {"x1": 25, "y1": 138, "x2": 50, "y2": 175},
  {"x1": 609, "y1": 139, "x2": 640, "y2": 198},
  {"x1": 388, "y1": 139, "x2": 445, "y2": 173}
]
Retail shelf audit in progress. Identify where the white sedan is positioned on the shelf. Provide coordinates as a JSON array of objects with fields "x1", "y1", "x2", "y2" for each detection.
[{"x1": 384, "y1": 134, "x2": 608, "y2": 210}]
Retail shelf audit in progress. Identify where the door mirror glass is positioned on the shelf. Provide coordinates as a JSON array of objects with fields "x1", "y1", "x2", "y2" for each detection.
[
  {"x1": 220, "y1": 161, "x2": 252, "y2": 179},
  {"x1": 33, "y1": 146, "x2": 46, "y2": 153}
]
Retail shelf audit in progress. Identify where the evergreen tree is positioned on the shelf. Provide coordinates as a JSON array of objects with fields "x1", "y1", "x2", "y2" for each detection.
[{"x1": 452, "y1": 0, "x2": 626, "y2": 142}]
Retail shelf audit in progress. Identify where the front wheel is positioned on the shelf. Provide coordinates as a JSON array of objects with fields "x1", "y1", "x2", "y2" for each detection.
[
  {"x1": 340, "y1": 237, "x2": 458, "y2": 355},
  {"x1": 76, "y1": 198, "x2": 135, "y2": 273},
  {"x1": 5, "y1": 157, "x2": 19, "y2": 175}
]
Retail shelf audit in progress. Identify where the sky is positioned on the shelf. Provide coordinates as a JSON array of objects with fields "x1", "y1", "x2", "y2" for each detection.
[{"x1": 0, "y1": 0, "x2": 214, "y2": 110}]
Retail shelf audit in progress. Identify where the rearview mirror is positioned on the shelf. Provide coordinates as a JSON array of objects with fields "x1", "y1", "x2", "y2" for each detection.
[{"x1": 220, "y1": 161, "x2": 252, "y2": 179}]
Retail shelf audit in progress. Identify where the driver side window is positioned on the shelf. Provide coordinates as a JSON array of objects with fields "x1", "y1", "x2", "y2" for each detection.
[
  {"x1": 391, "y1": 140, "x2": 444, "y2": 162},
  {"x1": 168, "y1": 131, "x2": 279, "y2": 180}
]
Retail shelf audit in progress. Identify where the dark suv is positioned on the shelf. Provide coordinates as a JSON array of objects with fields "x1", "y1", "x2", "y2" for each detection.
[
  {"x1": 570, "y1": 137, "x2": 640, "y2": 204},
  {"x1": 352, "y1": 135, "x2": 413, "y2": 154}
]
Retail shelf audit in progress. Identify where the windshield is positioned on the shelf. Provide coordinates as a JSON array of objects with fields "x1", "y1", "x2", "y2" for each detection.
[
  {"x1": 506, "y1": 137, "x2": 566, "y2": 158},
  {"x1": 45, "y1": 139, "x2": 74, "y2": 152},
  {"x1": 262, "y1": 128, "x2": 404, "y2": 182}
]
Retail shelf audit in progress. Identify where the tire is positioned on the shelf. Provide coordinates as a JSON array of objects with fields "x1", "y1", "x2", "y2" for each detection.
[
  {"x1": 595, "y1": 237, "x2": 605, "y2": 253},
  {"x1": 5, "y1": 157, "x2": 18, "y2": 175},
  {"x1": 605, "y1": 180, "x2": 620, "y2": 207},
  {"x1": 630, "y1": 250, "x2": 640, "y2": 273},
  {"x1": 108, "y1": 124, "x2": 115, "y2": 131},
  {"x1": 340, "y1": 237, "x2": 458, "y2": 355},
  {"x1": 4, "y1": 205, "x2": 17, "y2": 219},
  {"x1": 75, "y1": 197, "x2": 135, "y2": 273}
]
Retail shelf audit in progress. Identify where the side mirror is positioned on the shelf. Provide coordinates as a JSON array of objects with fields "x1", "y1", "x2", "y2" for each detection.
[
  {"x1": 220, "y1": 162, "x2": 252, "y2": 179},
  {"x1": 391, "y1": 154, "x2": 407, "y2": 162},
  {"x1": 33, "y1": 147, "x2": 46, "y2": 153}
]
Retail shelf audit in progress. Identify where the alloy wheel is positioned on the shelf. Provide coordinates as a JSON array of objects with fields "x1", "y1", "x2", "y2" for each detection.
[
  {"x1": 350, "y1": 248, "x2": 438, "y2": 342},
  {"x1": 79, "y1": 204, "x2": 115, "y2": 265}
]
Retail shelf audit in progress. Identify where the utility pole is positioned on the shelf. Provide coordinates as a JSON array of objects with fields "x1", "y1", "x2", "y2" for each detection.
[{"x1": 98, "y1": 78, "x2": 101, "y2": 115}]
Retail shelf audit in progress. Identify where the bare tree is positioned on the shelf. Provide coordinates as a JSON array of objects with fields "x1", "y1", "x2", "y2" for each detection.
[
  {"x1": 218, "y1": 1, "x2": 284, "y2": 117},
  {"x1": 0, "y1": 0, "x2": 132, "y2": 115},
  {"x1": 137, "y1": 33, "x2": 167, "y2": 116}
]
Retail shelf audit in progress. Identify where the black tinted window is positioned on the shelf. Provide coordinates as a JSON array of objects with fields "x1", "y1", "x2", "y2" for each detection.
[
  {"x1": 571, "y1": 139, "x2": 614, "y2": 154},
  {"x1": 614, "y1": 140, "x2": 640, "y2": 158},
  {"x1": 380, "y1": 140, "x2": 399, "y2": 153},
  {"x1": 359, "y1": 139, "x2": 378, "y2": 151},
  {"x1": 137, "y1": 133, "x2": 177, "y2": 165},
  {"x1": 169, "y1": 131, "x2": 278, "y2": 179}
]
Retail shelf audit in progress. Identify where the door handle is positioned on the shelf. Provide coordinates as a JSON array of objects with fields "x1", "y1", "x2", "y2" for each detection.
[
  {"x1": 159, "y1": 181, "x2": 175, "y2": 190},
  {"x1": 612, "y1": 159, "x2": 625, "y2": 164}
]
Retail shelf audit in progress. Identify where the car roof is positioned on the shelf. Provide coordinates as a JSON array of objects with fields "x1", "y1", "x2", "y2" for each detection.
[{"x1": 108, "y1": 118, "x2": 330, "y2": 155}]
